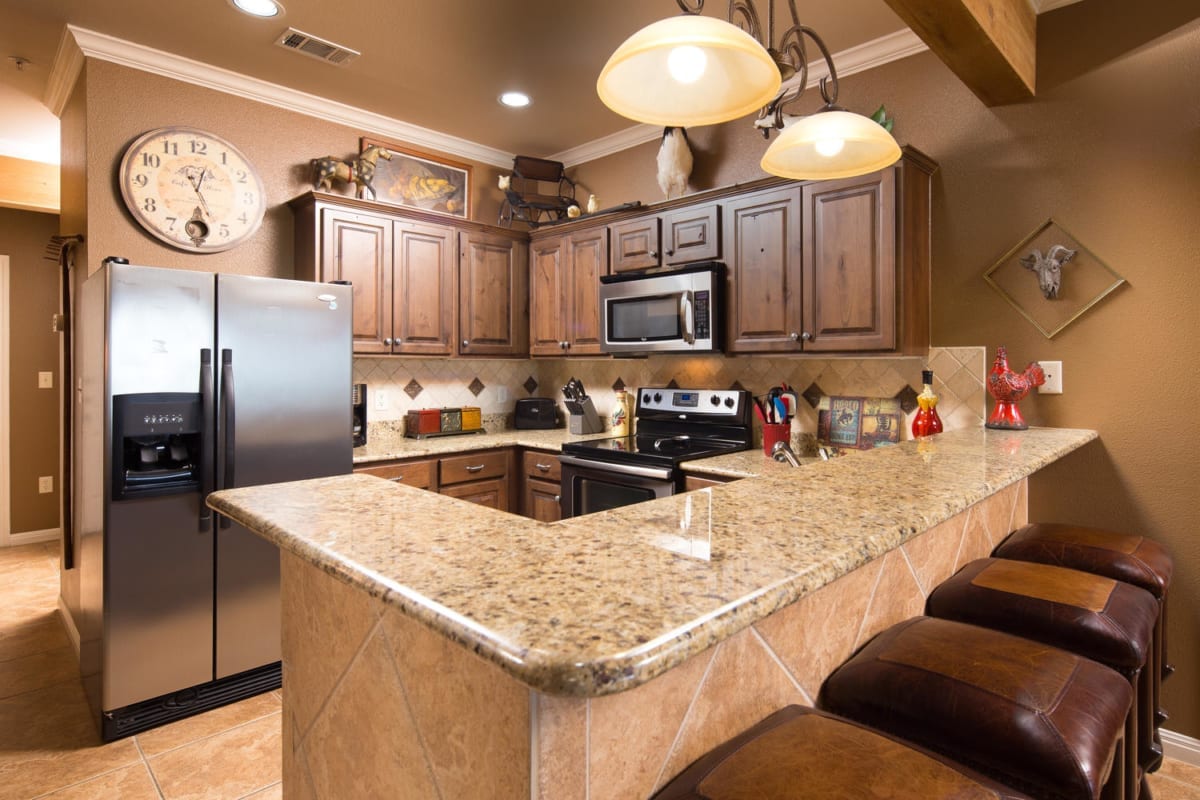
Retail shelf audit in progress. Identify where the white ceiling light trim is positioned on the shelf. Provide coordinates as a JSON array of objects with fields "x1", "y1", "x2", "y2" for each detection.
[
  {"x1": 551, "y1": 28, "x2": 927, "y2": 168},
  {"x1": 45, "y1": 25, "x2": 514, "y2": 169}
]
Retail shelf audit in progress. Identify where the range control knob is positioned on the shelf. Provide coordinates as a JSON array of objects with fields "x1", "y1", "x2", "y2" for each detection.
[
  {"x1": 710, "y1": 395, "x2": 721, "y2": 406},
  {"x1": 653, "y1": 392, "x2": 663, "y2": 403},
  {"x1": 724, "y1": 397, "x2": 735, "y2": 408},
  {"x1": 643, "y1": 393, "x2": 652, "y2": 404}
]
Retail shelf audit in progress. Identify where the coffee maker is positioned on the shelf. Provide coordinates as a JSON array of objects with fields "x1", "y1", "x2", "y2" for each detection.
[{"x1": 352, "y1": 383, "x2": 367, "y2": 447}]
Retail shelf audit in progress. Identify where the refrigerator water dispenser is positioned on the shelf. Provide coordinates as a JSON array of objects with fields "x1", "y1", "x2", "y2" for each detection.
[{"x1": 111, "y1": 393, "x2": 203, "y2": 501}]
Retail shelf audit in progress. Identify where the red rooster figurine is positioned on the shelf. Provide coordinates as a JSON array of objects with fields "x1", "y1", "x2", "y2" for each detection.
[{"x1": 986, "y1": 346, "x2": 1045, "y2": 430}]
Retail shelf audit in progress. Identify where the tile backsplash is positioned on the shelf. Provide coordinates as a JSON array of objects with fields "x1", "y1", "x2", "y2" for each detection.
[{"x1": 355, "y1": 347, "x2": 986, "y2": 438}]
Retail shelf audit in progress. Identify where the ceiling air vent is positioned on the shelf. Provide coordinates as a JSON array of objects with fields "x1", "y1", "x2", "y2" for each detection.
[{"x1": 275, "y1": 28, "x2": 360, "y2": 66}]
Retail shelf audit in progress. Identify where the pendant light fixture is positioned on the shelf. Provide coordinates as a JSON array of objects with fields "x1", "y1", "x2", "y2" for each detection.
[{"x1": 598, "y1": 0, "x2": 901, "y2": 180}]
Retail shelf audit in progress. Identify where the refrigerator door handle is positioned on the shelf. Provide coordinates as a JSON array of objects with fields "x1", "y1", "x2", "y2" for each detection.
[
  {"x1": 219, "y1": 348, "x2": 235, "y2": 529},
  {"x1": 199, "y1": 349, "x2": 214, "y2": 532}
]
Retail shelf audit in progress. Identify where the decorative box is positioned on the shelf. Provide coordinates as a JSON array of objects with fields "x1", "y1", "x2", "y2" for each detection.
[
  {"x1": 440, "y1": 408, "x2": 462, "y2": 432},
  {"x1": 405, "y1": 409, "x2": 441, "y2": 436},
  {"x1": 460, "y1": 406, "x2": 481, "y2": 431}
]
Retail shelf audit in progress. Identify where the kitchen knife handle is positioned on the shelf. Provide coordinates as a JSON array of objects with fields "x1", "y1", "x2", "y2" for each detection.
[
  {"x1": 219, "y1": 348, "x2": 235, "y2": 529},
  {"x1": 199, "y1": 349, "x2": 214, "y2": 532}
]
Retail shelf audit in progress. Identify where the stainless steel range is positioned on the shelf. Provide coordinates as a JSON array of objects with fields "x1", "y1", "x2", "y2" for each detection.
[{"x1": 559, "y1": 388, "x2": 752, "y2": 517}]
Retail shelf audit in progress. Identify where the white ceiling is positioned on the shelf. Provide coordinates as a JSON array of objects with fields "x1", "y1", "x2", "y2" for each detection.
[{"x1": 0, "y1": 0, "x2": 914, "y2": 166}]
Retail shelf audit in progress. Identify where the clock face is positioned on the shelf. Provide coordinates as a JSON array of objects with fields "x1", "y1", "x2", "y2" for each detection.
[{"x1": 119, "y1": 127, "x2": 266, "y2": 253}]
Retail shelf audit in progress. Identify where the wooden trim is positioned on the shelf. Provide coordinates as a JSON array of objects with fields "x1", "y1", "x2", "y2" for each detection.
[
  {"x1": 289, "y1": 190, "x2": 525, "y2": 241},
  {"x1": 0, "y1": 156, "x2": 60, "y2": 214},
  {"x1": 0, "y1": 256, "x2": 8, "y2": 545},
  {"x1": 1161, "y1": 729, "x2": 1200, "y2": 768},
  {"x1": 882, "y1": 0, "x2": 1036, "y2": 106}
]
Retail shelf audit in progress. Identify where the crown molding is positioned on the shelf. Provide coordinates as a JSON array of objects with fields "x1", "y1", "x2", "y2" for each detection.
[
  {"x1": 44, "y1": 26, "x2": 85, "y2": 117},
  {"x1": 551, "y1": 28, "x2": 928, "y2": 168},
  {"x1": 47, "y1": 25, "x2": 514, "y2": 169}
]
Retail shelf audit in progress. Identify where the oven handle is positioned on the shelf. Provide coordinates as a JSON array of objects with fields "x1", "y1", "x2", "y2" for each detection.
[
  {"x1": 679, "y1": 290, "x2": 695, "y2": 345},
  {"x1": 558, "y1": 454, "x2": 673, "y2": 481}
]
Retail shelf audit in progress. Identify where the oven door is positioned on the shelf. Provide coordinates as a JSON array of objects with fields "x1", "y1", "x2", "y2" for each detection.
[{"x1": 558, "y1": 455, "x2": 677, "y2": 518}]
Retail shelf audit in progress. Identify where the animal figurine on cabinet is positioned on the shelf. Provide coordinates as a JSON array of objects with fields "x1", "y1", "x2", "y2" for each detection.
[
  {"x1": 986, "y1": 346, "x2": 1046, "y2": 430},
  {"x1": 311, "y1": 144, "x2": 392, "y2": 200},
  {"x1": 586, "y1": 194, "x2": 598, "y2": 214},
  {"x1": 656, "y1": 127, "x2": 692, "y2": 200},
  {"x1": 498, "y1": 174, "x2": 511, "y2": 191},
  {"x1": 1020, "y1": 244, "x2": 1076, "y2": 299}
]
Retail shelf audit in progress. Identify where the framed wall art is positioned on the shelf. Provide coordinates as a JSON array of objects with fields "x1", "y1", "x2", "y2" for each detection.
[
  {"x1": 983, "y1": 218, "x2": 1126, "y2": 339},
  {"x1": 360, "y1": 137, "x2": 471, "y2": 219}
]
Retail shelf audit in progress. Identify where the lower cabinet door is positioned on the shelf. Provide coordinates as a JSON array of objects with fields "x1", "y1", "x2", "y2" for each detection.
[
  {"x1": 523, "y1": 478, "x2": 562, "y2": 522},
  {"x1": 441, "y1": 478, "x2": 509, "y2": 511}
]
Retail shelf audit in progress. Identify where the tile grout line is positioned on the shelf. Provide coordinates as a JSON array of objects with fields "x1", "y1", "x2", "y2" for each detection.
[
  {"x1": 749, "y1": 625, "x2": 813, "y2": 704},
  {"x1": 650, "y1": 645, "x2": 719, "y2": 795},
  {"x1": 134, "y1": 737, "x2": 168, "y2": 800},
  {"x1": 375, "y1": 614, "x2": 445, "y2": 800},
  {"x1": 27, "y1": 761, "x2": 144, "y2": 800},
  {"x1": 135, "y1": 706, "x2": 282, "y2": 759}
]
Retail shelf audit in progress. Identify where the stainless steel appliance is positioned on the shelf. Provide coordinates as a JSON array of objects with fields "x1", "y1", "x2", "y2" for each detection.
[
  {"x1": 599, "y1": 262, "x2": 724, "y2": 354},
  {"x1": 352, "y1": 383, "x2": 367, "y2": 446},
  {"x1": 76, "y1": 258, "x2": 351, "y2": 740},
  {"x1": 559, "y1": 387, "x2": 751, "y2": 517}
]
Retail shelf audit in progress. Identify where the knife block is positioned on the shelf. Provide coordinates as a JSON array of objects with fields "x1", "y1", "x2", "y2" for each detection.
[{"x1": 566, "y1": 397, "x2": 604, "y2": 435}]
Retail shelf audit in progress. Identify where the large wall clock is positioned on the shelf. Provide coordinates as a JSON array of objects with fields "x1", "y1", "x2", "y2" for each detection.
[{"x1": 118, "y1": 127, "x2": 266, "y2": 253}]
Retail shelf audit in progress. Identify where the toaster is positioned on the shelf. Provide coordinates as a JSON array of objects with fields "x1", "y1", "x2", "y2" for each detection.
[{"x1": 515, "y1": 397, "x2": 561, "y2": 429}]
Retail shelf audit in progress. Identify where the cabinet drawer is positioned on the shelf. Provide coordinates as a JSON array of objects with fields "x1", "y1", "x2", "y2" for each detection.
[
  {"x1": 440, "y1": 450, "x2": 508, "y2": 486},
  {"x1": 356, "y1": 459, "x2": 436, "y2": 490},
  {"x1": 441, "y1": 478, "x2": 509, "y2": 511},
  {"x1": 522, "y1": 451, "x2": 561, "y2": 482}
]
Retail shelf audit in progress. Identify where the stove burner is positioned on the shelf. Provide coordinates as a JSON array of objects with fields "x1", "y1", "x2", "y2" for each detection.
[{"x1": 652, "y1": 435, "x2": 692, "y2": 451}]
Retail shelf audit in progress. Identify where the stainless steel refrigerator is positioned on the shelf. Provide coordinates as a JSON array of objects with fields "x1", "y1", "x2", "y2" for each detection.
[{"x1": 75, "y1": 258, "x2": 351, "y2": 740}]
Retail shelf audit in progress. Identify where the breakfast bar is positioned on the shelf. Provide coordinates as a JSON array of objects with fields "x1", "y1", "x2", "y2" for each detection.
[{"x1": 207, "y1": 426, "x2": 1097, "y2": 799}]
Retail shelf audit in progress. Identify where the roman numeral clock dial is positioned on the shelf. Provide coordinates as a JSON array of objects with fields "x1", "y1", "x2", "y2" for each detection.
[{"x1": 119, "y1": 127, "x2": 266, "y2": 253}]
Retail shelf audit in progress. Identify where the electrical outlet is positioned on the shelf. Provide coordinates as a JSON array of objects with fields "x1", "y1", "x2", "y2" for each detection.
[
  {"x1": 496, "y1": 386, "x2": 509, "y2": 403},
  {"x1": 38, "y1": 476, "x2": 53, "y2": 494},
  {"x1": 38, "y1": 371, "x2": 53, "y2": 389},
  {"x1": 1039, "y1": 361, "x2": 1063, "y2": 394},
  {"x1": 374, "y1": 390, "x2": 388, "y2": 411}
]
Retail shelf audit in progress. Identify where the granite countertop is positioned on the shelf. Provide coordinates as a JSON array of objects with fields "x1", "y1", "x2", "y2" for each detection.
[{"x1": 209, "y1": 426, "x2": 1097, "y2": 698}]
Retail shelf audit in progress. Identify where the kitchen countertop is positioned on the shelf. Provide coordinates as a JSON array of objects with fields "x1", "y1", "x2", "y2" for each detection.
[{"x1": 209, "y1": 426, "x2": 1097, "y2": 698}]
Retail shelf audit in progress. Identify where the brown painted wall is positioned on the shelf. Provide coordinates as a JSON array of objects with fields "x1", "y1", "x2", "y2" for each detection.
[
  {"x1": 574, "y1": 6, "x2": 1200, "y2": 737},
  {"x1": 80, "y1": 59, "x2": 506, "y2": 279},
  {"x1": 2, "y1": 207, "x2": 61, "y2": 532}
]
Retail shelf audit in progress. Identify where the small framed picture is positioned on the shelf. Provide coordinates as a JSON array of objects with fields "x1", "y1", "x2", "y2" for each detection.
[{"x1": 359, "y1": 137, "x2": 471, "y2": 219}]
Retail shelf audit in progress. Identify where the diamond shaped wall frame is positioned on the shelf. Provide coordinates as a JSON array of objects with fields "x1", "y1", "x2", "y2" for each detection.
[{"x1": 983, "y1": 219, "x2": 1127, "y2": 339}]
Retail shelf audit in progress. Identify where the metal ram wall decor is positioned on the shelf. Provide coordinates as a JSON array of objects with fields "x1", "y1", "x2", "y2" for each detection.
[{"x1": 984, "y1": 219, "x2": 1126, "y2": 339}]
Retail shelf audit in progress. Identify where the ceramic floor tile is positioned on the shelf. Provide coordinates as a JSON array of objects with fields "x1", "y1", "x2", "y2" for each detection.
[
  {"x1": 147, "y1": 713, "x2": 281, "y2": 800},
  {"x1": 0, "y1": 611, "x2": 71, "y2": 663},
  {"x1": 136, "y1": 691, "x2": 282, "y2": 756},
  {"x1": 0, "y1": 681, "x2": 141, "y2": 800},
  {"x1": 32, "y1": 761, "x2": 161, "y2": 800},
  {"x1": 0, "y1": 645, "x2": 82, "y2": 700},
  {"x1": 239, "y1": 781, "x2": 282, "y2": 799},
  {"x1": 1155, "y1": 757, "x2": 1200, "y2": 788}
]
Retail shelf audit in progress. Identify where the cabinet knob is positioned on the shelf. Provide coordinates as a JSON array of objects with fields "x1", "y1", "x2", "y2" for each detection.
[
  {"x1": 384, "y1": 337, "x2": 393, "y2": 346},
  {"x1": 559, "y1": 341, "x2": 568, "y2": 349},
  {"x1": 801, "y1": 331, "x2": 813, "y2": 341},
  {"x1": 649, "y1": 250, "x2": 658, "y2": 258},
  {"x1": 553, "y1": 495, "x2": 561, "y2": 503},
  {"x1": 665, "y1": 248, "x2": 674, "y2": 257},
  {"x1": 789, "y1": 332, "x2": 799, "y2": 341},
  {"x1": 462, "y1": 339, "x2": 469, "y2": 348},
  {"x1": 394, "y1": 337, "x2": 402, "y2": 345}
]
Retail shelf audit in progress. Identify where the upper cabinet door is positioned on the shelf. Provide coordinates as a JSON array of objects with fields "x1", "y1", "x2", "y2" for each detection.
[
  {"x1": 529, "y1": 236, "x2": 566, "y2": 356},
  {"x1": 609, "y1": 216, "x2": 661, "y2": 272},
  {"x1": 394, "y1": 220, "x2": 455, "y2": 356},
  {"x1": 801, "y1": 170, "x2": 896, "y2": 352},
  {"x1": 458, "y1": 229, "x2": 529, "y2": 356},
  {"x1": 724, "y1": 187, "x2": 803, "y2": 353},
  {"x1": 662, "y1": 203, "x2": 720, "y2": 264},
  {"x1": 320, "y1": 207, "x2": 393, "y2": 355},
  {"x1": 564, "y1": 227, "x2": 609, "y2": 354}
]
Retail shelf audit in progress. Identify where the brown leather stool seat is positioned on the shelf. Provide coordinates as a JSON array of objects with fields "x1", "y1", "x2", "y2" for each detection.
[
  {"x1": 653, "y1": 705, "x2": 1032, "y2": 800},
  {"x1": 819, "y1": 617, "x2": 1133, "y2": 800},
  {"x1": 994, "y1": 522, "x2": 1173, "y2": 769},
  {"x1": 927, "y1": 558, "x2": 1158, "y2": 799}
]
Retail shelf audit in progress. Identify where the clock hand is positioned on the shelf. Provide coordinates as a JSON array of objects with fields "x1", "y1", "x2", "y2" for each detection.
[{"x1": 187, "y1": 167, "x2": 213, "y2": 218}]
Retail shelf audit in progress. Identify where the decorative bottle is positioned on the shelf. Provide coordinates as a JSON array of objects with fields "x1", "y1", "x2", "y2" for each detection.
[
  {"x1": 911, "y1": 369, "x2": 944, "y2": 438},
  {"x1": 610, "y1": 390, "x2": 631, "y2": 436}
]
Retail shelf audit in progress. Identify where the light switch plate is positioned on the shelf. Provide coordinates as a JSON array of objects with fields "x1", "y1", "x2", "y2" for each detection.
[
  {"x1": 38, "y1": 371, "x2": 53, "y2": 389},
  {"x1": 1039, "y1": 361, "x2": 1063, "y2": 394},
  {"x1": 38, "y1": 476, "x2": 53, "y2": 494}
]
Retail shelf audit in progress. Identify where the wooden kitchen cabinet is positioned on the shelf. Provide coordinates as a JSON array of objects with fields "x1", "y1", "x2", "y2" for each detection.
[
  {"x1": 609, "y1": 202, "x2": 720, "y2": 273},
  {"x1": 520, "y1": 450, "x2": 562, "y2": 522},
  {"x1": 393, "y1": 219, "x2": 456, "y2": 356},
  {"x1": 683, "y1": 474, "x2": 738, "y2": 492},
  {"x1": 355, "y1": 458, "x2": 438, "y2": 491},
  {"x1": 439, "y1": 449, "x2": 513, "y2": 511},
  {"x1": 529, "y1": 225, "x2": 608, "y2": 356},
  {"x1": 459, "y1": 229, "x2": 529, "y2": 356},
  {"x1": 316, "y1": 206, "x2": 394, "y2": 355}
]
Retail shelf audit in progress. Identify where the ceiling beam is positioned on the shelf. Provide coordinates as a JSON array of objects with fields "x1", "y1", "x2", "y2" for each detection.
[
  {"x1": 882, "y1": 0, "x2": 1037, "y2": 106},
  {"x1": 0, "y1": 156, "x2": 60, "y2": 214}
]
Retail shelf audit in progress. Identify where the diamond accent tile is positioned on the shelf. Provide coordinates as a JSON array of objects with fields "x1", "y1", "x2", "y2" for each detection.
[
  {"x1": 523, "y1": 376, "x2": 538, "y2": 395},
  {"x1": 468, "y1": 377, "x2": 485, "y2": 397},
  {"x1": 665, "y1": 378, "x2": 680, "y2": 389},
  {"x1": 802, "y1": 382, "x2": 825, "y2": 409},
  {"x1": 404, "y1": 378, "x2": 423, "y2": 400},
  {"x1": 611, "y1": 377, "x2": 626, "y2": 392},
  {"x1": 894, "y1": 385, "x2": 919, "y2": 414},
  {"x1": 729, "y1": 380, "x2": 747, "y2": 392}
]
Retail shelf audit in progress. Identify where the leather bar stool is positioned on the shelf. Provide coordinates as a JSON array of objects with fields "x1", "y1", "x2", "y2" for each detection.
[
  {"x1": 819, "y1": 616, "x2": 1133, "y2": 800},
  {"x1": 994, "y1": 522, "x2": 1173, "y2": 770},
  {"x1": 653, "y1": 705, "x2": 1032, "y2": 800},
  {"x1": 927, "y1": 558, "x2": 1158, "y2": 800}
]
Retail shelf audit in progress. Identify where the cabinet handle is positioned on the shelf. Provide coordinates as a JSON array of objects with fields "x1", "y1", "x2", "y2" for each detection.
[
  {"x1": 535, "y1": 462, "x2": 553, "y2": 472},
  {"x1": 465, "y1": 464, "x2": 485, "y2": 473},
  {"x1": 388, "y1": 476, "x2": 405, "y2": 482}
]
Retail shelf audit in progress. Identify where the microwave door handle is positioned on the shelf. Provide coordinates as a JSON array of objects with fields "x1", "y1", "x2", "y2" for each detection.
[{"x1": 679, "y1": 291, "x2": 695, "y2": 345}]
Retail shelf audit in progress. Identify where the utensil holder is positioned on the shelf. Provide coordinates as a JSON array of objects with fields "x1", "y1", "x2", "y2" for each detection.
[{"x1": 762, "y1": 422, "x2": 791, "y2": 456}]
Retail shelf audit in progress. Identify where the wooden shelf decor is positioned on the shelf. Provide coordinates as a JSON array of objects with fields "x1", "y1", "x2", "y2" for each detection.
[{"x1": 984, "y1": 218, "x2": 1126, "y2": 339}]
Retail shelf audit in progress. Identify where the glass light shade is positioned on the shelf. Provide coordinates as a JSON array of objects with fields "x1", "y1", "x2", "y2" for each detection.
[
  {"x1": 597, "y1": 15, "x2": 781, "y2": 127},
  {"x1": 760, "y1": 109, "x2": 901, "y2": 180},
  {"x1": 230, "y1": 0, "x2": 282, "y2": 17}
]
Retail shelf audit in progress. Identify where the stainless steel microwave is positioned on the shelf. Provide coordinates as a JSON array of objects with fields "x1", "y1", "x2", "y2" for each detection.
[{"x1": 599, "y1": 262, "x2": 724, "y2": 354}]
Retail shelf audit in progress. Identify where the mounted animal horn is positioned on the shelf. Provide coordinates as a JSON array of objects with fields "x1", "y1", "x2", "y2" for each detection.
[{"x1": 1019, "y1": 244, "x2": 1077, "y2": 300}]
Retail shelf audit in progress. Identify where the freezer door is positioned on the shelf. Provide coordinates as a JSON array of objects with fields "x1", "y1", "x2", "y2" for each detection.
[
  {"x1": 103, "y1": 263, "x2": 217, "y2": 709},
  {"x1": 214, "y1": 274, "x2": 352, "y2": 678}
]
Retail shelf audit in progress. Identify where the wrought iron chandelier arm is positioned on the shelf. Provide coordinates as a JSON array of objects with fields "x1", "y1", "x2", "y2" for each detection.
[{"x1": 676, "y1": 0, "x2": 704, "y2": 13}]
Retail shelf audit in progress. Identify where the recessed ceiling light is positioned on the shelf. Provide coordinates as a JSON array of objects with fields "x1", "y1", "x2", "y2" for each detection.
[
  {"x1": 230, "y1": 0, "x2": 283, "y2": 18},
  {"x1": 499, "y1": 91, "x2": 531, "y2": 108}
]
